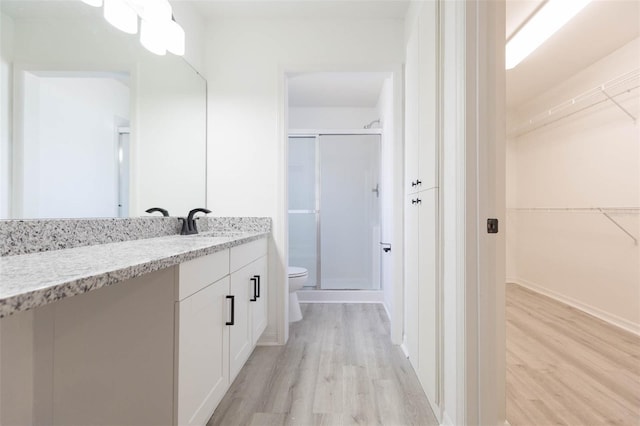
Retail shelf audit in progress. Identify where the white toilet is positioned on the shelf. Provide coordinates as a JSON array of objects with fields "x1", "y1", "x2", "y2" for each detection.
[{"x1": 288, "y1": 266, "x2": 308, "y2": 322}]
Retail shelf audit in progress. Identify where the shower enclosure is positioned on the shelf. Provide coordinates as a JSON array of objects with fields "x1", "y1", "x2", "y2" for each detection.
[{"x1": 288, "y1": 133, "x2": 381, "y2": 290}]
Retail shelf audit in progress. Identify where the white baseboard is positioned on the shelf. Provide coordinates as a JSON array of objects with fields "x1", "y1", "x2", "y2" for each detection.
[
  {"x1": 297, "y1": 289, "x2": 384, "y2": 303},
  {"x1": 441, "y1": 411, "x2": 454, "y2": 426},
  {"x1": 256, "y1": 331, "x2": 279, "y2": 346},
  {"x1": 382, "y1": 300, "x2": 391, "y2": 322},
  {"x1": 509, "y1": 277, "x2": 640, "y2": 337},
  {"x1": 400, "y1": 342, "x2": 409, "y2": 358}
]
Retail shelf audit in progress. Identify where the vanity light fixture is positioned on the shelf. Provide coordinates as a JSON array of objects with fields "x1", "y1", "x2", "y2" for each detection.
[
  {"x1": 140, "y1": 19, "x2": 167, "y2": 55},
  {"x1": 104, "y1": 0, "x2": 138, "y2": 35},
  {"x1": 166, "y1": 17, "x2": 186, "y2": 56},
  {"x1": 506, "y1": 0, "x2": 593, "y2": 70},
  {"x1": 80, "y1": 0, "x2": 185, "y2": 57}
]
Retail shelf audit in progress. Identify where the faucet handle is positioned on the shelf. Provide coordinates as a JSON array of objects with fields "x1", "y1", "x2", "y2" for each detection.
[
  {"x1": 187, "y1": 208, "x2": 212, "y2": 221},
  {"x1": 182, "y1": 208, "x2": 211, "y2": 235},
  {"x1": 145, "y1": 207, "x2": 170, "y2": 217}
]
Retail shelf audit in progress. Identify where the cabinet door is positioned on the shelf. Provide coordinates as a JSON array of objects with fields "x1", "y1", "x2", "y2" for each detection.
[
  {"x1": 418, "y1": 188, "x2": 438, "y2": 404},
  {"x1": 229, "y1": 264, "x2": 253, "y2": 382},
  {"x1": 250, "y1": 255, "x2": 268, "y2": 345},
  {"x1": 404, "y1": 194, "x2": 420, "y2": 370},
  {"x1": 405, "y1": 26, "x2": 420, "y2": 194},
  {"x1": 175, "y1": 277, "x2": 230, "y2": 426},
  {"x1": 418, "y1": 1, "x2": 439, "y2": 190}
]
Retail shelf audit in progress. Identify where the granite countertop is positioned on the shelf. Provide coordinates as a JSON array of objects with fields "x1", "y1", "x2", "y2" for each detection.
[{"x1": 0, "y1": 231, "x2": 268, "y2": 318}]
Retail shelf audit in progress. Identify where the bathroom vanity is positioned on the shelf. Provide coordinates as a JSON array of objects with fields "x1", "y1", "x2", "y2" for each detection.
[{"x1": 0, "y1": 218, "x2": 270, "y2": 425}]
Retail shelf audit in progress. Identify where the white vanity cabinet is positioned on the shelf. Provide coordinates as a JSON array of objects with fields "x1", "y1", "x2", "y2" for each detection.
[
  {"x1": 0, "y1": 235, "x2": 270, "y2": 426},
  {"x1": 175, "y1": 237, "x2": 268, "y2": 426},
  {"x1": 229, "y1": 238, "x2": 268, "y2": 380},
  {"x1": 250, "y1": 255, "x2": 268, "y2": 346},
  {"x1": 175, "y1": 249, "x2": 230, "y2": 426}
]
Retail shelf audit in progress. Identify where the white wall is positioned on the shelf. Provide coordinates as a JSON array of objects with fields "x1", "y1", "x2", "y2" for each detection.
[
  {"x1": 20, "y1": 75, "x2": 129, "y2": 218},
  {"x1": 204, "y1": 17, "x2": 404, "y2": 343},
  {"x1": 289, "y1": 106, "x2": 377, "y2": 129},
  {"x1": 1, "y1": 13, "x2": 14, "y2": 219},
  {"x1": 507, "y1": 37, "x2": 640, "y2": 334}
]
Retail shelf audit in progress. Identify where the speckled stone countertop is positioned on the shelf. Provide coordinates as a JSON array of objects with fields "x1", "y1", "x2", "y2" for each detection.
[{"x1": 0, "y1": 231, "x2": 268, "y2": 318}]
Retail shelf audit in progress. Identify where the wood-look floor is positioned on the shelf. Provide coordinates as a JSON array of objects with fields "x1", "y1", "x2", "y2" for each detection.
[
  {"x1": 208, "y1": 304, "x2": 438, "y2": 426},
  {"x1": 507, "y1": 283, "x2": 640, "y2": 426}
]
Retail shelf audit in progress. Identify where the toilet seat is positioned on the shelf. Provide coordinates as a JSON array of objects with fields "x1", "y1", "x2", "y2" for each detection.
[{"x1": 288, "y1": 266, "x2": 308, "y2": 278}]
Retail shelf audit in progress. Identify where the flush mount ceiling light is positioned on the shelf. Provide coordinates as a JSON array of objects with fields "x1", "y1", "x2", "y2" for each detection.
[
  {"x1": 80, "y1": 0, "x2": 185, "y2": 57},
  {"x1": 506, "y1": 0, "x2": 593, "y2": 70}
]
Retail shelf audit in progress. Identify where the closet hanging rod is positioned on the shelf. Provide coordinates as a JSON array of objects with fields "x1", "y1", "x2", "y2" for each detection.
[
  {"x1": 508, "y1": 207, "x2": 640, "y2": 213},
  {"x1": 508, "y1": 207, "x2": 639, "y2": 245},
  {"x1": 510, "y1": 68, "x2": 640, "y2": 137}
]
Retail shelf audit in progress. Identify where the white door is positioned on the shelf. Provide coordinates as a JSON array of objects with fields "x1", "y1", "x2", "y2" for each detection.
[
  {"x1": 418, "y1": 188, "x2": 438, "y2": 404},
  {"x1": 320, "y1": 134, "x2": 381, "y2": 290}
]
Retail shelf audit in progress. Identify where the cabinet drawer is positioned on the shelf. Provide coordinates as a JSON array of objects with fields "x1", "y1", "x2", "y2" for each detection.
[
  {"x1": 178, "y1": 250, "x2": 230, "y2": 301},
  {"x1": 230, "y1": 238, "x2": 267, "y2": 273}
]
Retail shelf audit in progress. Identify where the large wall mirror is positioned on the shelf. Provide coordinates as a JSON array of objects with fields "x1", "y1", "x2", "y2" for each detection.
[{"x1": 0, "y1": 0, "x2": 206, "y2": 219}]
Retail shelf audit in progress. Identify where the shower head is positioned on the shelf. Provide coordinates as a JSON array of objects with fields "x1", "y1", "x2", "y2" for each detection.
[{"x1": 364, "y1": 119, "x2": 381, "y2": 129}]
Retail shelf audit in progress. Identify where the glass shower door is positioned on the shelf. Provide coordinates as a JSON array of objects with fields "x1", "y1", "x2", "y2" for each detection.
[
  {"x1": 319, "y1": 134, "x2": 381, "y2": 290},
  {"x1": 288, "y1": 136, "x2": 318, "y2": 287}
]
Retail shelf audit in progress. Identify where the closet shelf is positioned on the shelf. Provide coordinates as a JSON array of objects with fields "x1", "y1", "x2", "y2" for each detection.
[
  {"x1": 507, "y1": 207, "x2": 640, "y2": 245},
  {"x1": 509, "y1": 68, "x2": 640, "y2": 137}
]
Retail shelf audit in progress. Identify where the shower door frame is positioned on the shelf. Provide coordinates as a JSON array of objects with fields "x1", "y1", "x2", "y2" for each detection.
[{"x1": 289, "y1": 129, "x2": 383, "y2": 291}]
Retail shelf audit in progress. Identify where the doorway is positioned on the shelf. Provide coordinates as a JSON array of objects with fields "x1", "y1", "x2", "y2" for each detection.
[
  {"x1": 504, "y1": 1, "x2": 640, "y2": 424},
  {"x1": 288, "y1": 133, "x2": 381, "y2": 291}
]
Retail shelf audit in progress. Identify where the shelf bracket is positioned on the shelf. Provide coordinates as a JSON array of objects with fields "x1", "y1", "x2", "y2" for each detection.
[
  {"x1": 598, "y1": 208, "x2": 638, "y2": 245},
  {"x1": 600, "y1": 87, "x2": 637, "y2": 123}
]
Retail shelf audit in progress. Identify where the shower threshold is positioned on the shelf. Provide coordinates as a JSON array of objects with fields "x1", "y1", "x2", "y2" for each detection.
[{"x1": 297, "y1": 289, "x2": 383, "y2": 304}]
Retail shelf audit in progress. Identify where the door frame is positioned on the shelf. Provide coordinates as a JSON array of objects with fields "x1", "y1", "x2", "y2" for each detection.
[
  {"x1": 449, "y1": 1, "x2": 507, "y2": 424},
  {"x1": 279, "y1": 65, "x2": 404, "y2": 345}
]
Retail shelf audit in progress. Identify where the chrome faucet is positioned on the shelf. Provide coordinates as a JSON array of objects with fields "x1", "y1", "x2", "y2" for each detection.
[{"x1": 179, "y1": 208, "x2": 211, "y2": 235}]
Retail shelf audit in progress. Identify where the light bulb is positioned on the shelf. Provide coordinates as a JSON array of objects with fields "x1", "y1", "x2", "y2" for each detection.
[
  {"x1": 506, "y1": 0, "x2": 593, "y2": 70},
  {"x1": 166, "y1": 19, "x2": 185, "y2": 56},
  {"x1": 140, "y1": 19, "x2": 166, "y2": 56},
  {"x1": 81, "y1": 0, "x2": 103, "y2": 7},
  {"x1": 104, "y1": 0, "x2": 138, "y2": 35},
  {"x1": 142, "y1": 0, "x2": 172, "y2": 22}
]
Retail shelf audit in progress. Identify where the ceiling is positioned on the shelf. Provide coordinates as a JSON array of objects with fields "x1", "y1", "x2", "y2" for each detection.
[
  {"x1": 3, "y1": 0, "x2": 637, "y2": 109},
  {"x1": 194, "y1": 0, "x2": 639, "y2": 109},
  {"x1": 505, "y1": 0, "x2": 640, "y2": 109},
  {"x1": 187, "y1": 0, "x2": 409, "y2": 20}
]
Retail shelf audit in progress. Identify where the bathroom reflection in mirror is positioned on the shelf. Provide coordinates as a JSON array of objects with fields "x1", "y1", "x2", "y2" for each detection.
[
  {"x1": 0, "y1": 0, "x2": 207, "y2": 220},
  {"x1": 15, "y1": 70, "x2": 131, "y2": 219}
]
